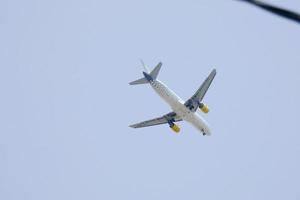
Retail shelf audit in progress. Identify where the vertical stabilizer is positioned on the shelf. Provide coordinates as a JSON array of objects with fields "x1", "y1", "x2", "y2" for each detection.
[{"x1": 140, "y1": 59, "x2": 150, "y2": 73}]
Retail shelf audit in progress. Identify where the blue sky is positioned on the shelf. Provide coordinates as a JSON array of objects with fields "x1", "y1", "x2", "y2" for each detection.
[{"x1": 0, "y1": 0, "x2": 300, "y2": 199}]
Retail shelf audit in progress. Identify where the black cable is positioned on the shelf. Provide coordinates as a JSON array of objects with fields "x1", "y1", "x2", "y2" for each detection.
[{"x1": 239, "y1": 0, "x2": 300, "y2": 24}]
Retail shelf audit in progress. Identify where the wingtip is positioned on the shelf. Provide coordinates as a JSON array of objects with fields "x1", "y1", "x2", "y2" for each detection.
[{"x1": 212, "y1": 68, "x2": 217, "y2": 74}]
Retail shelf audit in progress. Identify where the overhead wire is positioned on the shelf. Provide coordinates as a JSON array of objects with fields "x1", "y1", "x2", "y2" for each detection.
[{"x1": 238, "y1": 0, "x2": 300, "y2": 24}]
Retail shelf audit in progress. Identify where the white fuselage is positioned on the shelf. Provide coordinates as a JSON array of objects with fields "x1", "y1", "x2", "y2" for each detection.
[{"x1": 150, "y1": 79, "x2": 211, "y2": 135}]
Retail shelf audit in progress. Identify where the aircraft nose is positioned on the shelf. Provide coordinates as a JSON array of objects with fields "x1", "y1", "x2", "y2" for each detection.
[{"x1": 203, "y1": 126, "x2": 212, "y2": 136}]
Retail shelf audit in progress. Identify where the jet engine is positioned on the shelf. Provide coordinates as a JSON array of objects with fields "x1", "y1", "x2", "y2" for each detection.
[
  {"x1": 169, "y1": 123, "x2": 180, "y2": 133},
  {"x1": 199, "y1": 103, "x2": 209, "y2": 113}
]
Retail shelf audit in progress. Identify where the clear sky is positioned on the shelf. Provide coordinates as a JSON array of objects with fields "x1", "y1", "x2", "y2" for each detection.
[{"x1": 0, "y1": 0, "x2": 300, "y2": 199}]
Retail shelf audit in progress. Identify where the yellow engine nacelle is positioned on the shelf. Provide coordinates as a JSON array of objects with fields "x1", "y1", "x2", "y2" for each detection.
[
  {"x1": 170, "y1": 123, "x2": 180, "y2": 133},
  {"x1": 199, "y1": 103, "x2": 209, "y2": 113}
]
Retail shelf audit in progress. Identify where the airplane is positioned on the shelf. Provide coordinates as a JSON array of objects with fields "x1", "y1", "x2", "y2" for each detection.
[{"x1": 129, "y1": 62, "x2": 216, "y2": 136}]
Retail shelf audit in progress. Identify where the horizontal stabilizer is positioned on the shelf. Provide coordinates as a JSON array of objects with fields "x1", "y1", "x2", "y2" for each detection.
[
  {"x1": 150, "y1": 62, "x2": 162, "y2": 80},
  {"x1": 129, "y1": 77, "x2": 148, "y2": 85}
]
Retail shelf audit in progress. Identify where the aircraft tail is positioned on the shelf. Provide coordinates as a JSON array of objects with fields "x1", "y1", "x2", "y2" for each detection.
[{"x1": 129, "y1": 62, "x2": 162, "y2": 85}]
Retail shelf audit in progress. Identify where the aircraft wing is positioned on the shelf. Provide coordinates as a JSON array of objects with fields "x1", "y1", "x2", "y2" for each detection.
[
  {"x1": 184, "y1": 69, "x2": 216, "y2": 112},
  {"x1": 191, "y1": 69, "x2": 216, "y2": 102},
  {"x1": 130, "y1": 112, "x2": 182, "y2": 128}
]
